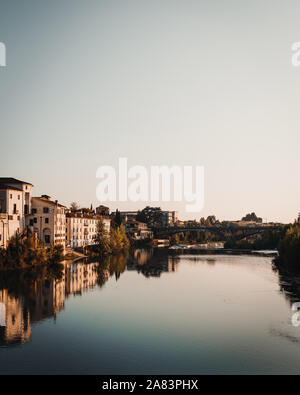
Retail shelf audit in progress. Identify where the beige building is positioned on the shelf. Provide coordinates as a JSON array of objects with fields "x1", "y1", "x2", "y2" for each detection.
[
  {"x1": 125, "y1": 219, "x2": 153, "y2": 240},
  {"x1": 27, "y1": 195, "x2": 66, "y2": 249},
  {"x1": 0, "y1": 178, "x2": 33, "y2": 248},
  {"x1": 66, "y1": 212, "x2": 111, "y2": 248}
]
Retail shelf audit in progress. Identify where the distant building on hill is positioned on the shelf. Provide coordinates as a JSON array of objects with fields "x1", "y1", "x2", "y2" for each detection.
[{"x1": 96, "y1": 205, "x2": 110, "y2": 216}]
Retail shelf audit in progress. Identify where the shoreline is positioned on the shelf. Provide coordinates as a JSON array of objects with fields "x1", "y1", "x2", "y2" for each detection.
[{"x1": 165, "y1": 247, "x2": 278, "y2": 257}]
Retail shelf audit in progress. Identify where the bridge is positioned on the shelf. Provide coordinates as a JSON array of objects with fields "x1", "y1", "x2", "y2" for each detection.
[{"x1": 152, "y1": 225, "x2": 281, "y2": 240}]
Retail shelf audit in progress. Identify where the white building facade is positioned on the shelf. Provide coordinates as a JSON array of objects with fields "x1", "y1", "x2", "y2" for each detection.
[
  {"x1": 0, "y1": 178, "x2": 33, "y2": 248},
  {"x1": 66, "y1": 212, "x2": 111, "y2": 248}
]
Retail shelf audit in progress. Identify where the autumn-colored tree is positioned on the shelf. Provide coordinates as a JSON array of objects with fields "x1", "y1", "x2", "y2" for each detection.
[
  {"x1": 110, "y1": 224, "x2": 129, "y2": 253},
  {"x1": 94, "y1": 219, "x2": 111, "y2": 255}
]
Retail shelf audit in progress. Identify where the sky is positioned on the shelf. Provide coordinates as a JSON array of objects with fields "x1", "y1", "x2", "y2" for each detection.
[{"x1": 0, "y1": 0, "x2": 300, "y2": 223}]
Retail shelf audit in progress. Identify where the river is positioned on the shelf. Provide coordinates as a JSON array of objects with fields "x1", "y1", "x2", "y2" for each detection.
[{"x1": 0, "y1": 249, "x2": 300, "y2": 374}]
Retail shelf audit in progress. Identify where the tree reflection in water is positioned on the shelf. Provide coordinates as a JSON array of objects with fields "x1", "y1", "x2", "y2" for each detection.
[
  {"x1": 275, "y1": 264, "x2": 300, "y2": 306},
  {"x1": 0, "y1": 249, "x2": 211, "y2": 346}
]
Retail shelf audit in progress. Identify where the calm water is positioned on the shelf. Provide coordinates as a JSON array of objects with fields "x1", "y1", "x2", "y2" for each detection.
[{"x1": 1, "y1": 250, "x2": 300, "y2": 375}]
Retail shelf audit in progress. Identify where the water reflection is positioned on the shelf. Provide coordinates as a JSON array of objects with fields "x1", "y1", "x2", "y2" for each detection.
[
  {"x1": 0, "y1": 261, "x2": 106, "y2": 346},
  {"x1": 1, "y1": 249, "x2": 300, "y2": 350},
  {"x1": 127, "y1": 249, "x2": 179, "y2": 277},
  {"x1": 0, "y1": 249, "x2": 179, "y2": 346},
  {"x1": 276, "y1": 266, "x2": 300, "y2": 306}
]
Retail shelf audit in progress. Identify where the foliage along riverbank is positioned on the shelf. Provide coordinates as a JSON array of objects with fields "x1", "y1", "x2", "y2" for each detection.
[
  {"x1": 0, "y1": 233, "x2": 64, "y2": 271},
  {"x1": 274, "y1": 224, "x2": 300, "y2": 274},
  {"x1": 223, "y1": 223, "x2": 300, "y2": 274},
  {"x1": 82, "y1": 218, "x2": 130, "y2": 258},
  {"x1": 224, "y1": 226, "x2": 288, "y2": 251}
]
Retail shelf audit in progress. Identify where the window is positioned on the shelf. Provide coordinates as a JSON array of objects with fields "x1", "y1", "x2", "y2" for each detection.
[
  {"x1": 43, "y1": 207, "x2": 49, "y2": 214},
  {"x1": 9, "y1": 194, "x2": 12, "y2": 199},
  {"x1": 34, "y1": 218, "x2": 37, "y2": 223},
  {"x1": 13, "y1": 204, "x2": 17, "y2": 214},
  {"x1": 32, "y1": 208, "x2": 37, "y2": 214},
  {"x1": 24, "y1": 204, "x2": 28, "y2": 215},
  {"x1": 30, "y1": 219, "x2": 34, "y2": 226},
  {"x1": 45, "y1": 218, "x2": 49, "y2": 224},
  {"x1": 18, "y1": 195, "x2": 20, "y2": 200}
]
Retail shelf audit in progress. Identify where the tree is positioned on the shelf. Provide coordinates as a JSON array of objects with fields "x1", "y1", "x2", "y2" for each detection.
[
  {"x1": 110, "y1": 224, "x2": 130, "y2": 252},
  {"x1": 0, "y1": 233, "x2": 61, "y2": 270},
  {"x1": 70, "y1": 202, "x2": 80, "y2": 212},
  {"x1": 205, "y1": 215, "x2": 217, "y2": 226},
  {"x1": 199, "y1": 216, "x2": 219, "y2": 227},
  {"x1": 136, "y1": 206, "x2": 163, "y2": 227},
  {"x1": 242, "y1": 212, "x2": 262, "y2": 223},
  {"x1": 111, "y1": 209, "x2": 123, "y2": 229},
  {"x1": 94, "y1": 219, "x2": 111, "y2": 255},
  {"x1": 277, "y1": 224, "x2": 300, "y2": 273}
]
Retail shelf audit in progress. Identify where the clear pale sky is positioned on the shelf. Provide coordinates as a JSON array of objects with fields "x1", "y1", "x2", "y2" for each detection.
[{"x1": 1, "y1": 0, "x2": 300, "y2": 223}]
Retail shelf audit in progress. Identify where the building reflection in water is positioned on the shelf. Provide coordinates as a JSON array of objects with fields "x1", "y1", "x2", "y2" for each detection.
[
  {"x1": 276, "y1": 267, "x2": 300, "y2": 306},
  {"x1": 0, "y1": 261, "x2": 99, "y2": 346},
  {"x1": 0, "y1": 290, "x2": 31, "y2": 345},
  {"x1": 127, "y1": 249, "x2": 179, "y2": 277},
  {"x1": 0, "y1": 249, "x2": 217, "y2": 346}
]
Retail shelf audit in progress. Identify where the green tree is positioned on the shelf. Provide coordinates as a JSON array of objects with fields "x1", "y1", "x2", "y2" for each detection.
[
  {"x1": 111, "y1": 209, "x2": 123, "y2": 229},
  {"x1": 136, "y1": 206, "x2": 163, "y2": 227},
  {"x1": 242, "y1": 212, "x2": 262, "y2": 223},
  {"x1": 94, "y1": 219, "x2": 111, "y2": 255},
  {"x1": 277, "y1": 224, "x2": 300, "y2": 273},
  {"x1": 110, "y1": 224, "x2": 129, "y2": 252}
]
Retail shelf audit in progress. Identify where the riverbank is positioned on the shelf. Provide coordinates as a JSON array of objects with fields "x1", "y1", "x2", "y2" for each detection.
[
  {"x1": 166, "y1": 245, "x2": 278, "y2": 257},
  {"x1": 0, "y1": 234, "x2": 65, "y2": 271}
]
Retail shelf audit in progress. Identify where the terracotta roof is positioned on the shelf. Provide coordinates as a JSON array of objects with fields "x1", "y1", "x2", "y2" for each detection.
[
  {"x1": 67, "y1": 212, "x2": 111, "y2": 220},
  {"x1": 0, "y1": 177, "x2": 33, "y2": 186},
  {"x1": 32, "y1": 197, "x2": 66, "y2": 208}
]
